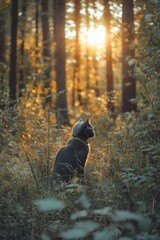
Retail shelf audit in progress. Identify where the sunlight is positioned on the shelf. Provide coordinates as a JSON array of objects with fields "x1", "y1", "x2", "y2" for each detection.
[
  {"x1": 81, "y1": 25, "x2": 106, "y2": 47},
  {"x1": 87, "y1": 25, "x2": 106, "y2": 45},
  {"x1": 66, "y1": 22, "x2": 106, "y2": 48}
]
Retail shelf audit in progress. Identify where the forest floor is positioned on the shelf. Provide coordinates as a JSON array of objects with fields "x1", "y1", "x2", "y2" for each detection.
[{"x1": 0, "y1": 113, "x2": 160, "y2": 239}]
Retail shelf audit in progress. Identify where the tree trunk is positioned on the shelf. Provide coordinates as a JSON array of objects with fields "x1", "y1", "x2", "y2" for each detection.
[
  {"x1": 53, "y1": 0, "x2": 69, "y2": 125},
  {"x1": 0, "y1": 12, "x2": 5, "y2": 63},
  {"x1": 41, "y1": 0, "x2": 51, "y2": 106},
  {"x1": 35, "y1": 0, "x2": 39, "y2": 75},
  {"x1": 92, "y1": 0, "x2": 99, "y2": 97},
  {"x1": 85, "y1": 0, "x2": 90, "y2": 95},
  {"x1": 0, "y1": 11, "x2": 6, "y2": 110},
  {"x1": 9, "y1": 0, "x2": 18, "y2": 107},
  {"x1": 72, "y1": 0, "x2": 81, "y2": 107},
  {"x1": 19, "y1": 0, "x2": 27, "y2": 97},
  {"x1": 41, "y1": 0, "x2": 51, "y2": 86},
  {"x1": 122, "y1": 0, "x2": 136, "y2": 112},
  {"x1": 104, "y1": 0, "x2": 114, "y2": 111}
]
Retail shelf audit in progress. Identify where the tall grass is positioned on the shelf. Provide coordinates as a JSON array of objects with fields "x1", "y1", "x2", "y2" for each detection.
[{"x1": 0, "y1": 105, "x2": 160, "y2": 239}]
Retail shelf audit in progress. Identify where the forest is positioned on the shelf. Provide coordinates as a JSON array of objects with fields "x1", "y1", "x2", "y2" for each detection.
[{"x1": 0, "y1": 0, "x2": 160, "y2": 239}]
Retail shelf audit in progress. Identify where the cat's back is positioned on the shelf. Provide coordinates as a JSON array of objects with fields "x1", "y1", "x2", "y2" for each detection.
[
  {"x1": 55, "y1": 142, "x2": 75, "y2": 163},
  {"x1": 53, "y1": 140, "x2": 81, "y2": 177},
  {"x1": 54, "y1": 139, "x2": 89, "y2": 165},
  {"x1": 56, "y1": 139, "x2": 88, "y2": 156}
]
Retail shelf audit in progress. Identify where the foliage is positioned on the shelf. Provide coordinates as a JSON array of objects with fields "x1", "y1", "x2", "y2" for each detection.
[
  {"x1": 0, "y1": 105, "x2": 160, "y2": 239},
  {"x1": 136, "y1": 0, "x2": 160, "y2": 115}
]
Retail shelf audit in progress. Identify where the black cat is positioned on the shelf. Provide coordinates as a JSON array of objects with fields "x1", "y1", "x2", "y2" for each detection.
[{"x1": 51, "y1": 118, "x2": 95, "y2": 182}]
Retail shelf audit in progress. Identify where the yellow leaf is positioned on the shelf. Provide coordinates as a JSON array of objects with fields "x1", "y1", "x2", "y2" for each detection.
[{"x1": 71, "y1": 177, "x2": 80, "y2": 183}]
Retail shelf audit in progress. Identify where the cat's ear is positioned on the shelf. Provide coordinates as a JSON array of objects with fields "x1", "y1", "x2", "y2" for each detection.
[
  {"x1": 84, "y1": 118, "x2": 91, "y2": 125},
  {"x1": 72, "y1": 118, "x2": 84, "y2": 136},
  {"x1": 76, "y1": 118, "x2": 83, "y2": 123}
]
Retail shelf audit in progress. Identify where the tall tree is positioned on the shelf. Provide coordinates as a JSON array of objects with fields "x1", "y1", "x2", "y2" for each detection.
[
  {"x1": 53, "y1": 0, "x2": 69, "y2": 125},
  {"x1": 19, "y1": 0, "x2": 27, "y2": 96},
  {"x1": 41, "y1": 0, "x2": 51, "y2": 106},
  {"x1": 41, "y1": 0, "x2": 51, "y2": 87},
  {"x1": 0, "y1": 12, "x2": 5, "y2": 63},
  {"x1": 85, "y1": 0, "x2": 90, "y2": 95},
  {"x1": 92, "y1": 0, "x2": 99, "y2": 97},
  {"x1": 9, "y1": 0, "x2": 18, "y2": 106},
  {"x1": 104, "y1": 0, "x2": 114, "y2": 111},
  {"x1": 122, "y1": 0, "x2": 136, "y2": 112},
  {"x1": 0, "y1": 10, "x2": 6, "y2": 110},
  {"x1": 35, "y1": 0, "x2": 39, "y2": 75},
  {"x1": 72, "y1": 0, "x2": 81, "y2": 107}
]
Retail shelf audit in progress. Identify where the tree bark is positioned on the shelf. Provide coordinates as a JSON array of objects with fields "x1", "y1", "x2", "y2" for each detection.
[
  {"x1": 53, "y1": 0, "x2": 69, "y2": 125},
  {"x1": 9, "y1": 0, "x2": 18, "y2": 106},
  {"x1": 92, "y1": 0, "x2": 99, "y2": 97},
  {"x1": 72, "y1": 0, "x2": 81, "y2": 107},
  {"x1": 41, "y1": 0, "x2": 51, "y2": 86},
  {"x1": 35, "y1": 0, "x2": 39, "y2": 75},
  {"x1": 19, "y1": 0, "x2": 27, "y2": 97},
  {"x1": 0, "y1": 11, "x2": 5, "y2": 63},
  {"x1": 104, "y1": 0, "x2": 114, "y2": 111},
  {"x1": 122, "y1": 0, "x2": 136, "y2": 112},
  {"x1": 85, "y1": 0, "x2": 90, "y2": 95},
  {"x1": 0, "y1": 11, "x2": 6, "y2": 110},
  {"x1": 41, "y1": 0, "x2": 51, "y2": 106}
]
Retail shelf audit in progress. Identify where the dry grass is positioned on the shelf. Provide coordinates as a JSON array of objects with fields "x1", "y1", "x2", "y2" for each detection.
[{"x1": 0, "y1": 111, "x2": 160, "y2": 239}]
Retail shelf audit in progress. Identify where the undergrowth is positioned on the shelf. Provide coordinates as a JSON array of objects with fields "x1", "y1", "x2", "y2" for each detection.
[{"x1": 0, "y1": 105, "x2": 160, "y2": 239}]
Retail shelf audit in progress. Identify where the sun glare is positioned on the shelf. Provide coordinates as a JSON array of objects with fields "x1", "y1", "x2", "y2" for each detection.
[
  {"x1": 87, "y1": 25, "x2": 106, "y2": 45},
  {"x1": 66, "y1": 23, "x2": 106, "y2": 48},
  {"x1": 81, "y1": 25, "x2": 106, "y2": 47}
]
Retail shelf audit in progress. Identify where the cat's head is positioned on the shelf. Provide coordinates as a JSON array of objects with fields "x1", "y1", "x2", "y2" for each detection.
[{"x1": 72, "y1": 118, "x2": 95, "y2": 140}]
